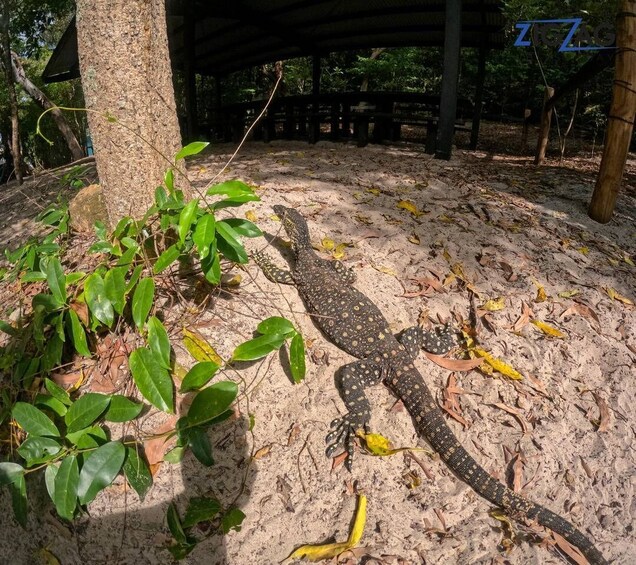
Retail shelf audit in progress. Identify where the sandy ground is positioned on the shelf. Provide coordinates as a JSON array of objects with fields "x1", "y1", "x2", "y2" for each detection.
[{"x1": 0, "y1": 125, "x2": 634, "y2": 565}]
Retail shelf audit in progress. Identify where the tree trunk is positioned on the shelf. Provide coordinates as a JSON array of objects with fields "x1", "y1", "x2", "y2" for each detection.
[
  {"x1": 10, "y1": 51, "x2": 84, "y2": 161},
  {"x1": 534, "y1": 86, "x2": 555, "y2": 165},
  {"x1": 360, "y1": 48, "x2": 385, "y2": 92},
  {"x1": 75, "y1": 0, "x2": 182, "y2": 225},
  {"x1": 589, "y1": 0, "x2": 636, "y2": 223},
  {"x1": 0, "y1": 0, "x2": 23, "y2": 185}
]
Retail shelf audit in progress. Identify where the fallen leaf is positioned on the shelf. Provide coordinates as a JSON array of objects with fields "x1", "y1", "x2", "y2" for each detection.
[
  {"x1": 535, "y1": 285, "x2": 548, "y2": 303},
  {"x1": 367, "y1": 188, "x2": 381, "y2": 196},
  {"x1": 577, "y1": 247, "x2": 589, "y2": 255},
  {"x1": 442, "y1": 373, "x2": 471, "y2": 428},
  {"x1": 373, "y1": 265, "x2": 398, "y2": 277},
  {"x1": 321, "y1": 237, "x2": 335, "y2": 251},
  {"x1": 402, "y1": 470, "x2": 421, "y2": 489},
  {"x1": 245, "y1": 210, "x2": 258, "y2": 222},
  {"x1": 284, "y1": 494, "x2": 367, "y2": 562},
  {"x1": 591, "y1": 392, "x2": 611, "y2": 432},
  {"x1": 69, "y1": 301, "x2": 90, "y2": 326},
  {"x1": 531, "y1": 319, "x2": 566, "y2": 338},
  {"x1": 143, "y1": 415, "x2": 178, "y2": 474},
  {"x1": 560, "y1": 303, "x2": 600, "y2": 331},
  {"x1": 512, "y1": 302, "x2": 533, "y2": 333},
  {"x1": 353, "y1": 214, "x2": 373, "y2": 225},
  {"x1": 480, "y1": 297, "x2": 506, "y2": 312},
  {"x1": 605, "y1": 287, "x2": 634, "y2": 305},
  {"x1": 551, "y1": 532, "x2": 588, "y2": 565},
  {"x1": 558, "y1": 290, "x2": 579, "y2": 298},
  {"x1": 624, "y1": 255, "x2": 634, "y2": 267},
  {"x1": 471, "y1": 347, "x2": 523, "y2": 380},
  {"x1": 333, "y1": 243, "x2": 348, "y2": 260},
  {"x1": 437, "y1": 214, "x2": 454, "y2": 223},
  {"x1": 492, "y1": 402, "x2": 530, "y2": 433},
  {"x1": 357, "y1": 431, "x2": 427, "y2": 457},
  {"x1": 396, "y1": 200, "x2": 425, "y2": 217},
  {"x1": 34, "y1": 548, "x2": 61, "y2": 565},
  {"x1": 182, "y1": 328, "x2": 224, "y2": 364},
  {"x1": 287, "y1": 423, "x2": 301, "y2": 445},
  {"x1": 407, "y1": 233, "x2": 420, "y2": 245},
  {"x1": 253, "y1": 444, "x2": 272, "y2": 460},
  {"x1": 423, "y1": 353, "x2": 484, "y2": 372},
  {"x1": 490, "y1": 509, "x2": 516, "y2": 550},
  {"x1": 221, "y1": 273, "x2": 242, "y2": 287}
]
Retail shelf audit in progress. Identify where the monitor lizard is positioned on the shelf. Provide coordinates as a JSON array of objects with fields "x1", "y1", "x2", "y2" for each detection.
[{"x1": 252, "y1": 205, "x2": 607, "y2": 565}]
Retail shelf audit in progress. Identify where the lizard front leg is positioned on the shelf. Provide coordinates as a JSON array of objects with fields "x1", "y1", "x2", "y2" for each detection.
[
  {"x1": 325, "y1": 358, "x2": 382, "y2": 470},
  {"x1": 399, "y1": 324, "x2": 458, "y2": 358},
  {"x1": 331, "y1": 260, "x2": 356, "y2": 284},
  {"x1": 251, "y1": 250, "x2": 295, "y2": 284}
]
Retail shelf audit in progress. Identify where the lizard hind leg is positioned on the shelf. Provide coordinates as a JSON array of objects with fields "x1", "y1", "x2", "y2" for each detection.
[
  {"x1": 399, "y1": 324, "x2": 458, "y2": 357},
  {"x1": 251, "y1": 250, "x2": 295, "y2": 284},
  {"x1": 325, "y1": 359, "x2": 382, "y2": 470}
]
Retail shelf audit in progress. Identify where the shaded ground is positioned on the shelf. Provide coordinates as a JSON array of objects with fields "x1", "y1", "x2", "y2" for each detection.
[{"x1": 0, "y1": 123, "x2": 634, "y2": 565}]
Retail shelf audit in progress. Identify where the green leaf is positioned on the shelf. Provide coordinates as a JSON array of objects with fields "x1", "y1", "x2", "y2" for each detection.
[
  {"x1": 222, "y1": 218, "x2": 262, "y2": 238},
  {"x1": 65, "y1": 271, "x2": 86, "y2": 285},
  {"x1": 163, "y1": 445, "x2": 187, "y2": 463},
  {"x1": 126, "y1": 265, "x2": 144, "y2": 293},
  {"x1": 85, "y1": 273, "x2": 114, "y2": 327},
  {"x1": 167, "y1": 502, "x2": 187, "y2": 543},
  {"x1": 34, "y1": 393, "x2": 67, "y2": 417},
  {"x1": 120, "y1": 236, "x2": 138, "y2": 249},
  {"x1": 132, "y1": 277, "x2": 155, "y2": 328},
  {"x1": 182, "y1": 496, "x2": 221, "y2": 528},
  {"x1": 163, "y1": 170, "x2": 174, "y2": 194},
  {"x1": 123, "y1": 446, "x2": 152, "y2": 501},
  {"x1": 21, "y1": 271, "x2": 47, "y2": 282},
  {"x1": 216, "y1": 220, "x2": 248, "y2": 264},
  {"x1": 45, "y1": 463, "x2": 58, "y2": 501},
  {"x1": 0, "y1": 462, "x2": 24, "y2": 487},
  {"x1": 153, "y1": 244, "x2": 180, "y2": 274},
  {"x1": 201, "y1": 250, "x2": 221, "y2": 284},
  {"x1": 231, "y1": 334, "x2": 287, "y2": 361},
  {"x1": 257, "y1": 316, "x2": 295, "y2": 336},
  {"x1": 206, "y1": 180, "x2": 254, "y2": 198},
  {"x1": 54, "y1": 455, "x2": 79, "y2": 520},
  {"x1": 104, "y1": 267, "x2": 127, "y2": 315},
  {"x1": 112, "y1": 216, "x2": 133, "y2": 240},
  {"x1": 32, "y1": 292, "x2": 63, "y2": 312},
  {"x1": 212, "y1": 194, "x2": 260, "y2": 210},
  {"x1": 193, "y1": 213, "x2": 216, "y2": 260},
  {"x1": 9, "y1": 474, "x2": 28, "y2": 527},
  {"x1": 129, "y1": 347, "x2": 174, "y2": 413},
  {"x1": 188, "y1": 427, "x2": 214, "y2": 466},
  {"x1": 65, "y1": 426, "x2": 108, "y2": 449},
  {"x1": 0, "y1": 320, "x2": 17, "y2": 336},
  {"x1": 41, "y1": 333, "x2": 64, "y2": 373},
  {"x1": 186, "y1": 381, "x2": 238, "y2": 428},
  {"x1": 179, "y1": 361, "x2": 220, "y2": 393},
  {"x1": 65, "y1": 393, "x2": 111, "y2": 434},
  {"x1": 148, "y1": 316, "x2": 171, "y2": 370},
  {"x1": 13, "y1": 402, "x2": 60, "y2": 437},
  {"x1": 174, "y1": 141, "x2": 209, "y2": 161},
  {"x1": 78, "y1": 441, "x2": 126, "y2": 505},
  {"x1": 46, "y1": 257, "x2": 66, "y2": 305},
  {"x1": 178, "y1": 199, "x2": 199, "y2": 244},
  {"x1": 67, "y1": 309, "x2": 91, "y2": 357},
  {"x1": 221, "y1": 508, "x2": 246, "y2": 533},
  {"x1": 289, "y1": 333, "x2": 306, "y2": 383},
  {"x1": 116, "y1": 246, "x2": 137, "y2": 267},
  {"x1": 105, "y1": 395, "x2": 143, "y2": 422},
  {"x1": 17, "y1": 436, "x2": 62, "y2": 466},
  {"x1": 44, "y1": 378, "x2": 71, "y2": 406}
]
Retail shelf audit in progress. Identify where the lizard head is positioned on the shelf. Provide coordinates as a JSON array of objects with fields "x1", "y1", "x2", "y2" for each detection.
[{"x1": 273, "y1": 205, "x2": 311, "y2": 252}]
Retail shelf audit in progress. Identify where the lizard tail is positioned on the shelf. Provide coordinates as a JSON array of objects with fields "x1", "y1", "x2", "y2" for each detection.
[{"x1": 395, "y1": 379, "x2": 608, "y2": 565}]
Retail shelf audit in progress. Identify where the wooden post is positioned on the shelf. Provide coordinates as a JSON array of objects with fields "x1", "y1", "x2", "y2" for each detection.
[
  {"x1": 309, "y1": 54, "x2": 321, "y2": 144},
  {"x1": 521, "y1": 108, "x2": 531, "y2": 151},
  {"x1": 436, "y1": 0, "x2": 462, "y2": 160},
  {"x1": 534, "y1": 86, "x2": 555, "y2": 165},
  {"x1": 589, "y1": 0, "x2": 636, "y2": 223},
  {"x1": 470, "y1": 46, "x2": 487, "y2": 150}
]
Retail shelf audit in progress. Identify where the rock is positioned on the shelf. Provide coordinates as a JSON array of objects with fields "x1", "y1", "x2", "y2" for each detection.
[{"x1": 68, "y1": 184, "x2": 107, "y2": 233}]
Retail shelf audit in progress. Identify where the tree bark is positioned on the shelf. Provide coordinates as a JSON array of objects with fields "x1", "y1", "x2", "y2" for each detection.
[
  {"x1": 589, "y1": 0, "x2": 636, "y2": 223},
  {"x1": 0, "y1": 0, "x2": 23, "y2": 184},
  {"x1": 75, "y1": 0, "x2": 182, "y2": 225},
  {"x1": 534, "y1": 86, "x2": 555, "y2": 165},
  {"x1": 10, "y1": 51, "x2": 84, "y2": 161}
]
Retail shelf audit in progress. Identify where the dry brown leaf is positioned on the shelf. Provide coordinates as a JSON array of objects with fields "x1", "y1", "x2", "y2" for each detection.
[
  {"x1": 69, "y1": 301, "x2": 89, "y2": 326},
  {"x1": 605, "y1": 287, "x2": 634, "y2": 305},
  {"x1": 441, "y1": 373, "x2": 471, "y2": 428},
  {"x1": 331, "y1": 451, "x2": 348, "y2": 470},
  {"x1": 253, "y1": 444, "x2": 272, "y2": 460},
  {"x1": 287, "y1": 423, "x2": 301, "y2": 445},
  {"x1": 551, "y1": 532, "x2": 589, "y2": 565},
  {"x1": 511, "y1": 451, "x2": 525, "y2": 493},
  {"x1": 512, "y1": 302, "x2": 533, "y2": 332},
  {"x1": 492, "y1": 402, "x2": 530, "y2": 433},
  {"x1": 143, "y1": 415, "x2": 178, "y2": 472},
  {"x1": 591, "y1": 392, "x2": 611, "y2": 432},
  {"x1": 424, "y1": 353, "x2": 485, "y2": 372},
  {"x1": 560, "y1": 302, "x2": 601, "y2": 332}
]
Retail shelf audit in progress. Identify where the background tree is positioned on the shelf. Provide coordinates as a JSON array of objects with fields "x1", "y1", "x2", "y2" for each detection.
[{"x1": 75, "y1": 0, "x2": 182, "y2": 225}]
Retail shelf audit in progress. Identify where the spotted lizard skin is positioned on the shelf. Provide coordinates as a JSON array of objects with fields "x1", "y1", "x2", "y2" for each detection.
[{"x1": 253, "y1": 205, "x2": 607, "y2": 565}]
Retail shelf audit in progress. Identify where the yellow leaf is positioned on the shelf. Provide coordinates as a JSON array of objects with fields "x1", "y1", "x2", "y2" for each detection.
[
  {"x1": 443, "y1": 272, "x2": 456, "y2": 287},
  {"x1": 451, "y1": 262, "x2": 468, "y2": 281},
  {"x1": 171, "y1": 362, "x2": 188, "y2": 383},
  {"x1": 332, "y1": 243, "x2": 347, "y2": 260},
  {"x1": 535, "y1": 286, "x2": 547, "y2": 303},
  {"x1": 531, "y1": 319, "x2": 566, "y2": 338},
  {"x1": 245, "y1": 210, "x2": 258, "y2": 222},
  {"x1": 480, "y1": 297, "x2": 506, "y2": 311},
  {"x1": 182, "y1": 328, "x2": 224, "y2": 364},
  {"x1": 221, "y1": 273, "x2": 242, "y2": 287},
  {"x1": 558, "y1": 290, "x2": 579, "y2": 298},
  {"x1": 270, "y1": 214, "x2": 281, "y2": 222},
  {"x1": 321, "y1": 237, "x2": 335, "y2": 251},
  {"x1": 407, "y1": 233, "x2": 420, "y2": 245},
  {"x1": 35, "y1": 548, "x2": 61, "y2": 565},
  {"x1": 357, "y1": 431, "x2": 428, "y2": 457},
  {"x1": 367, "y1": 188, "x2": 381, "y2": 196},
  {"x1": 285, "y1": 495, "x2": 367, "y2": 562},
  {"x1": 354, "y1": 214, "x2": 373, "y2": 225},
  {"x1": 396, "y1": 200, "x2": 425, "y2": 217},
  {"x1": 577, "y1": 246, "x2": 589, "y2": 255},
  {"x1": 605, "y1": 287, "x2": 634, "y2": 305},
  {"x1": 373, "y1": 265, "x2": 398, "y2": 277},
  {"x1": 442, "y1": 249, "x2": 452, "y2": 263},
  {"x1": 608, "y1": 258, "x2": 619, "y2": 267},
  {"x1": 353, "y1": 192, "x2": 364, "y2": 200},
  {"x1": 624, "y1": 255, "x2": 634, "y2": 267},
  {"x1": 472, "y1": 347, "x2": 523, "y2": 380},
  {"x1": 438, "y1": 214, "x2": 454, "y2": 223}
]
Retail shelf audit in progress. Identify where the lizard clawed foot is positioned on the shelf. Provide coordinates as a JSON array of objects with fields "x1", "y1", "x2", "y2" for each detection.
[
  {"x1": 422, "y1": 323, "x2": 461, "y2": 355},
  {"x1": 325, "y1": 413, "x2": 368, "y2": 471}
]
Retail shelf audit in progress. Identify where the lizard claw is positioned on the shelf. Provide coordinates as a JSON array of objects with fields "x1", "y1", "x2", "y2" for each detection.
[{"x1": 325, "y1": 413, "x2": 366, "y2": 470}]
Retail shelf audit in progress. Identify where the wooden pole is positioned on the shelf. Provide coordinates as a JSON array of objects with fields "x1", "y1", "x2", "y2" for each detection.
[
  {"x1": 183, "y1": 3, "x2": 198, "y2": 142},
  {"x1": 436, "y1": 0, "x2": 462, "y2": 160},
  {"x1": 589, "y1": 0, "x2": 636, "y2": 223},
  {"x1": 309, "y1": 54, "x2": 321, "y2": 144},
  {"x1": 521, "y1": 108, "x2": 531, "y2": 151},
  {"x1": 534, "y1": 86, "x2": 555, "y2": 165}
]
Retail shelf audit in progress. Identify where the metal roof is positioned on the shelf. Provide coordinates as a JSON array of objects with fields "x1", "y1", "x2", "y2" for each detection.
[{"x1": 43, "y1": 0, "x2": 506, "y2": 83}]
